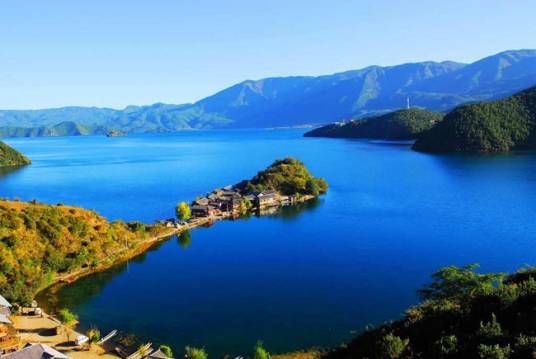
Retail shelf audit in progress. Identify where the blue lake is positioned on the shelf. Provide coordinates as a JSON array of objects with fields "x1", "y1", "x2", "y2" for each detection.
[{"x1": 2, "y1": 129, "x2": 536, "y2": 356}]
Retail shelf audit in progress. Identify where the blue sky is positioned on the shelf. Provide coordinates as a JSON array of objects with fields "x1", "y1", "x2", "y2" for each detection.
[{"x1": 1, "y1": 0, "x2": 535, "y2": 109}]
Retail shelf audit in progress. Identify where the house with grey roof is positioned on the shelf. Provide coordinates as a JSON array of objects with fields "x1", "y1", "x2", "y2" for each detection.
[{"x1": 3, "y1": 343, "x2": 68, "y2": 359}]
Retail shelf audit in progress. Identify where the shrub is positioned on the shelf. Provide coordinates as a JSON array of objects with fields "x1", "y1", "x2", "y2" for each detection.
[{"x1": 185, "y1": 346, "x2": 207, "y2": 359}]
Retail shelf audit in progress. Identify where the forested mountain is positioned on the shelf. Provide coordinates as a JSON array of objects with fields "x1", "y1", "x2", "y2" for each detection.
[
  {"x1": 413, "y1": 86, "x2": 536, "y2": 153},
  {"x1": 0, "y1": 49, "x2": 535, "y2": 136},
  {"x1": 304, "y1": 109, "x2": 444, "y2": 140}
]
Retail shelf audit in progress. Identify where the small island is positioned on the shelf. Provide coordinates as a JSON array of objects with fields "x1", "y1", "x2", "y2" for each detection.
[
  {"x1": 413, "y1": 85, "x2": 536, "y2": 153},
  {"x1": 0, "y1": 141, "x2": 31, "y2": 167},
  {"x1": 304, "y1": 108, "x2": 444, "y2": 140},
  {"x1": 106, "y1": 130, "x2": 125, "y2": 137}
]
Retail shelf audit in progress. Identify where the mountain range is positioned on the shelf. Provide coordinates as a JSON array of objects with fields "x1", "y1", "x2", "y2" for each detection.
[{"x1": 1, "y1": 49, "x2": 536, "y2": 136}]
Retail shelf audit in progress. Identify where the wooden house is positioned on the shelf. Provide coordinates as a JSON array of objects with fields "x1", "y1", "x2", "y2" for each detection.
[
  {"x1": 191, "y1": 204, "x2": 217, "y2": 217},
  {"x1": 256, "y1": 190, "x2": 278, "y2": 207}
]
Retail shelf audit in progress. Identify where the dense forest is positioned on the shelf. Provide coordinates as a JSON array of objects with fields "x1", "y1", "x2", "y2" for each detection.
[
  {"x1": 238, "y1": 157, "x2": 328, "y2": 196},
  {"x1": 0, "y1": 199, "x2": 166, "y2": 304},
  {"x1": 304, "y1": 109, "x2": 444, "y2": 140},
  {"x1": 413, "y1": 86, "x2": 536, "y2": 153},
  {"x1": 0, "y1": 141, "x2": 31, "y2": 167},
  {"x1": 323, "y1": 264, "x2": 536, "y2": 359}
]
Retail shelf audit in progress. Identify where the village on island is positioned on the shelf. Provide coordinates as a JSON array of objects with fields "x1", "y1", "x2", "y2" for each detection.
[
  {"x1": 0, "y1": 158, "x2": 328, "y2": 359},
  {"x1": 161, "y1": 185, "x2": 316, "y2": 231}
]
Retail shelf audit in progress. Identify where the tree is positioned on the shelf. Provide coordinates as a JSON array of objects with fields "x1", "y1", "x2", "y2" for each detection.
[
  {"x1": 305, "y1": 179, "x2": 320, "y2": 196},
  {"x1": 176, "y1": 202, "x2": 191, "y2": 222},
  {"x1": 159, "y1": 345, "x2": 173, "y2": 358},
  {"x1": 253, "y1": 341, "x2": 271, "y2": 359},
  {"x1": 478, "y1": 344, "x2": 511, "y2": 359},
  {"x1": 58, "y1": 308, "x2": 78, "y2": 341},
  {"x1": 87, "y1": 327, "x2": 101, "y2": 347},
  {"x1": 379, "y1": 333, "x2": 409, "y2": 359},
  {"x1": 185, "y1": 346, "x2": 207, "y2": 359},
  {"x1": 417, "y1": 264, "x2": 503, "y2": 301},
  {"x1": 433, "y1": 335, "x2": 458, "y2": 356},
  {"x1": 239, "y1": 197, "x2": 253, "y2": 216}
]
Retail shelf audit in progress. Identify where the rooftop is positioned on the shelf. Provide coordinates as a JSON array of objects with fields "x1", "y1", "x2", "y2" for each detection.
[
  {"x1": 0, "y1": 295, "x2": 12, "y2": 308},
  {"x1": 3, "y1": 343, "x2": 68, "y2": 359}
]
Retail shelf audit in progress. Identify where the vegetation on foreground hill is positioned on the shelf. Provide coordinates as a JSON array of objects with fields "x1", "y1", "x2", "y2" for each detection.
[
  {"x1": 0, "y1": 141, "x2": 31, "y2": 167},
  {"x1": 414, "y1": 86, "x2": 536, "y2": 153},
  {"x1": 304, "y1": 109, "x2": 444, "y2": 140},
  {"x1": 238, "y1": 157, "x2": 328, "y2": 196},
  {"x1": 324, "y1": 264, "x2": 536, "y2": 359},
  {"x1": 0, "y1": 199, "x2": 167, "y2": 304}
]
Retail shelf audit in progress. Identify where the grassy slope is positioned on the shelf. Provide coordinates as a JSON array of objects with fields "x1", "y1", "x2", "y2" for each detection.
[
  {"x1": 304, "y1": 109, "x2": 444, "y2": 140},
  {"x1": 0, "y1": 199, "x2": 168, "y2": 304},
  {"x1": 414, "y1": 86, "x2": 536, "y2": 153},
  {"x1": 0, "y1": 141, "x2": 31, "y2": 166}
]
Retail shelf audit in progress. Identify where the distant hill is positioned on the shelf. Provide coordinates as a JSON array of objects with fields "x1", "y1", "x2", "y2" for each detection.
[
  {"x1": 0, "y1": 49, "x2": 535, "y2": 135},
  {"x1": 304, "y1": 109, "x2": 444, "y2": 140},
  {"x1": 0, "y1": 141, "x2": 31, "y2": 166},
  {"x1": 0, "y1": 121, "x2": 109, "y2": 137},
  {"x1": 413, "y1": 86, "x2": 536, "y2": 153}
]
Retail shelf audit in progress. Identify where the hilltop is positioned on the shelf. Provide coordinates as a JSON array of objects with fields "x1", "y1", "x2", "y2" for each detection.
[
  {"x1": 0, "y1": 142, "x2": 31, "y2": 167},
  {"x1": 238, "y1": 157, "x2": 328, "y2": 196},
  {"x1": 413, "y1": 86, "x2": 536, "y2": 153},
  {"x1": 0, "y1": 49, "x2": 535, "y2": 135},
  {"x1": 304, "y1": 109, "x2": 444, "y2": 140},
  {"x1": 0, "y1": 199, "x2": 168, "y2": 304}
]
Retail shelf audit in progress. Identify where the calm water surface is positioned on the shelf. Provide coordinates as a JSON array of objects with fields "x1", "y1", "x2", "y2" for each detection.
[{"x1": 2, "y1": 130, "x2": 536, "y2": 356}]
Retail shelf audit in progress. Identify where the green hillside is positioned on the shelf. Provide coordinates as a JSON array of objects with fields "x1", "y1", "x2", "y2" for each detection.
[
  {"x1": 0, "y1": 141, "x2": 31, "y2": 166},
  {"x1": 0, "y1": 199, "x2": 167, "y2": 303},
  {"x1": 304, "y1": 109, "x2": 444, "y2": 140},
  {"x1": 414, "y1": 86, "x2": 536, "y2": 153},
  {"x1": 324, "y1": 264, "x2": 536, "y2": 359}
]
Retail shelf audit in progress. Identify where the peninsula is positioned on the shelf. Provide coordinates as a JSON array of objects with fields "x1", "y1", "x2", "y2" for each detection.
[
  {"x1": 304, "y1": 108, "x2": 444, "y2": 140},
  {"x1": 179, "y1": 157, "x2": 328, "y2": 224},
  {"x1": 413, "y1": 85, "x2": 536, "y2": 153},
  {"x1": 0, "y1": 141, "x2": 31, "y2": 167},
  {"x1": 0, "y1": 157, "x2": 327, "y2": 307}
]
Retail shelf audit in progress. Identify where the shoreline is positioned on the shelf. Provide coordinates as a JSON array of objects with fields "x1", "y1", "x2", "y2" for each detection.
[
  {"x1": 34, "y1": 227, "x2": 182, "y2": 297},
  {"x1": 38, "y1": 193, "x2": 318, "y2": 297}
]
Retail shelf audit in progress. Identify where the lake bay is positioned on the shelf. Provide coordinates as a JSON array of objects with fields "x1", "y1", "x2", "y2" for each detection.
[{"x1": 2, "y1": 129, "x2": 536, "y2": 356}]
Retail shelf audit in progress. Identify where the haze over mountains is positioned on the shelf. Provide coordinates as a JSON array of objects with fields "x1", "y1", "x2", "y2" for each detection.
[{"x1": 1, "y1": 49, "x2": 536, "y2": 136}]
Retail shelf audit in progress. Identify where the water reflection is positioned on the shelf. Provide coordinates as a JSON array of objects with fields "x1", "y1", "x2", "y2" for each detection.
[
  {"x1": 36, "y1": 240, "x2": 167, "y2": 314},
  {"x1": 0, "y1": 165, "x2": 27, "y2": 179},
  {"x1": 178, "y1": 230, "x2": 192, "y2": 249}
]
